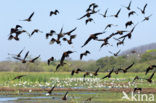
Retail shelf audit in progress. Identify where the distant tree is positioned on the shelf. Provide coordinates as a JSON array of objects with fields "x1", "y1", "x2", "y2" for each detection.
[{"x1": 140, "y1": 53, "x2": 153, "y2": 62}]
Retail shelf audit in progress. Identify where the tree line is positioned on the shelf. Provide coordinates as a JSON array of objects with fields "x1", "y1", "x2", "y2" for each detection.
[{"x1": 0, "y1": 51, "x2": 156, "y2": 72}]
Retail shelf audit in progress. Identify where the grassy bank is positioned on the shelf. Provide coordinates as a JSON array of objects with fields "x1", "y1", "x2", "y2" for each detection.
[{"x1": 0, "y1": 72, "x2": 155, "y2": 89}]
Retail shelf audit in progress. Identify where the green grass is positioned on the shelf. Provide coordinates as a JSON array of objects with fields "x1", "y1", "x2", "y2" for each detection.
[
  {"x1": 0, "y1": 72, "x2": 156, "y2": 102},
  {"x1": 146, "y1": 49, "x2": 156, "y2": 53},
  {"x1": 0, "y1": 72, "x2": 155, "y2": 88}
]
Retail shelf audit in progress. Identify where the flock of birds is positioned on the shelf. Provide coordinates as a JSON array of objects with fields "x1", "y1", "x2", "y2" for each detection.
[{"x1": 7, "y1": 1, "x2": 155, "y2": 101}]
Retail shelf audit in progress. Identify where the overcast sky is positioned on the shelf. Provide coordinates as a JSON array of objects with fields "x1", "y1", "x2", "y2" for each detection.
[{"x1": 0, "y1": 0, "x2": 155, "y2": 61}]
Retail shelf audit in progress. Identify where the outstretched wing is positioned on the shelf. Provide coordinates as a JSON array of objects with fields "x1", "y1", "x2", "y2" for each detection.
[
  {"x1": 145, "y1": 67, "x2": 151, "y2": 75},
  {"x1": 102, "y1": 75, "x2": 108, "y2": 79},
  {"x1": 81, "y1": 37, "x2": 92, "y2": 47},
  {"x1": 13, "y1": 57, "x2": 23, "y2": 61},
  {"x1": 105, "y1": 25, "x2": 109, "y2": 30},
  {"x1": 125, "y1": 62, "x2": 134, "y2": 71},
  {"x1": 128, "y1": 1, "x2": 132, "y2": 8},
  {"x1": 104, "y1": 8, "x2": 108, "y2": 16},
  {"x1": 56, "y1": 64, "x2": 61, "y2": 71},
  {"x1": 116, "y1": 50, "x2": 121, "y2": 55},
  {"x1": 50, "y1": 11, "x2": 54, "y2": 16},
  {"x1": 95, "y1": 68, "x2": 100, "y2": 74},
  {"x1": 143, "y1": 4, "x2": 147, "y2": 12},
  {"x1": 63, "y1": 91, "x2": 68, "y2": 99},
  {"x1": 118, "y1": 34, "x2": 128, "y2": 39},
  {"x1": 24, "y1": 51, "x2": 29, "y2": 60},
  {"x1": 71, "y1": 70, "x2": 75, "y2": 76},
  {"x1": 60, "y1": 53, "x2": 66, "y2": 65},
  {"x1": 55, "y1": 10, "x2": 59, "y2": 14},
  {"x1": 30, "y1": 55, "x2": 40, "y2": 62},
  {"x1": 86, "y1": 50, "x2": 90, "y2": 54},
  {"x1": 149, "y1": 71, "x2": 155, "y2": 80},
  {"x1": 80, "y1": 53, "x2": 84, "y2": 60},
  {"x1": 48, "y1": 86, "x2": 55, "y2": 94},
  {"x1": 116, "y1": 9, "x2": 121, "y2": 16},
  {"x1": 31, "y1": 30, "x2": 36, "y2": 36},
  {"x1": 65, "y1": 27, "x2": 77, "y2": 35},
  {"x1": 78, "y1": 14, "x2": 87, "y2": 20},
  {"x1": 28, "y1": 12, "x2": 34, "y2": 20},
  {"x1": 17, "y1": 48, "x2": 24, "y2": 57},
  {"x1": 94, "y1": 32, "x2": 104, "y2": 36},
  {"x1": 109, "y1": 68, "x2": 114, "y2": 75}
]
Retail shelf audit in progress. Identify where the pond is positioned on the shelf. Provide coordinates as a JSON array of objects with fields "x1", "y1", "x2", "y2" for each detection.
[{"x1": 0, "y1": 92, "x2": 101, "y2": 103}]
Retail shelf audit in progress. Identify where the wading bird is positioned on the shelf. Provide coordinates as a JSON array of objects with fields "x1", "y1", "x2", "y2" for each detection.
[
  {"x1": 115, "y1": 30, "x2": 128, "y2": 35},
  {"x1": 9, "y1": 25, "x2": 22, "y2": 35},
  {"x1": 13, "y1": 51, "x2": 29, "y2": 63},
  {"x1": 93, "y1": 68, "x2": 100, "y2": 76},
  {"x1": 30, "y1": 29, "x2": 43, "y2": 37},
  {"x1": 47, "y1": 57, "x2": 54, "y2": 65},
  {"x1": 118, "y1": 62, "x2": 135, "y2": 73},
  {"x1": 63, "y1": 35, "x2": 76, "y2": 45},
  {"x1": 50, "y1": 37, "x2": 61, "y2": 45},
  {"x1": 29, "y1": 55, "x2": 40, "y2": 63},
  {"x1": 125, "y1": 21, "x2": 133, "y2": 28},
  {"x1": 50, "y1": 10, "x2": 59, "y2": 16},
  {"x1": 9, "y1": 30, "x2": 30, "y2": 41},
  {"x1": 137, "y1": 3, "x2": 147, "y2": 14},
  {"x1": 109, "y1": 50, "x2": 121, "y2": 56},
  {"x1": 80, "y1": 50, "x2": 90, "y2": 60},
  {"x1": 46, "y1": 30, "x2": 56, "y2": 39},
  {"x1": 100, "y1": 8, "x2": 108, "y2": 18},
  {"x1": 114, "y1": 37, "x2": 126, "y2": 47},
  {"x1": 145, "y1": 65, "x2": 156, "y2": 75},
  {"x1": 49, "y1": 27, "x2": 64, "y2": 45},
  {"x1": 128, "y1": 11, "x2": 137, "y2": 17},
  {"x1": 71, "y1": 68, "x2": 82, "y2": 76},
  {"x1": 122, "y1": 1, "x2": 132, "y2": 10},
  {"x1": 55, "y1": 63, "x2": 67, "y2": 72},
  {"x1": 20, "y1": 12, "x2": 34, "y2": 22},
  {"x1": 13, "y1": 75, "x2": 26, "y2": 80},
  {"x1": 97, "y1": 36, "x2": 112, "y2": 48},
  {"x1": 83, "y1": 72, "x2": 90, "y2": 82},
  {"x1": 64, "y1": 27, "x2": 77, "y2": 36},
  {"x1": 105, "y1": 24, "x2": 118, "y2": 30},
  {"x1": 81, "y1": 32, "x2": 104, "y2": 47},
  {"x1": 78, "y1": 10, "x2": 99, "y2": 20},
  {"x1": 47, "y1": 86, "x2": 55, "y2": 95},
  {"x1": 145, "y1": 71, "x2": 155, "y2": 83},
  {"x1": 134, "y1": 88, "x2": 142, "y2": 93},
  {"x1": 16, "y1": 48, "x2": 24, "y2": 57},
  {"x1": 119, "y1": 24, "x2": 137, "y2": 39},
  {"x1": 60, "y1": 51, "x2": 74, "y2": 65},
  {"x1": 85, "y1": 18, "x2": 94, "y2": 25},
  {"x1": 86, "y1": 3, "x2": 97, "y2": 12},
  {"x1": 132, "y1": 76, "x2": 141, "y2": 82},
  {"x1": 102, "y1": 68, "x2": 114, "y2": 79},
  {"x1": 62, "y1": 91, "x2": 68, "y2": 100},
  {"x1": 142, "y1": 14, "x2": 152, "y2": 22},
  {"x1": 110, "y1": 8, "x2": 121, "y2": 18},
  {"x1": 8, "y1": 48, "x2": 25, "y2": 58}
]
